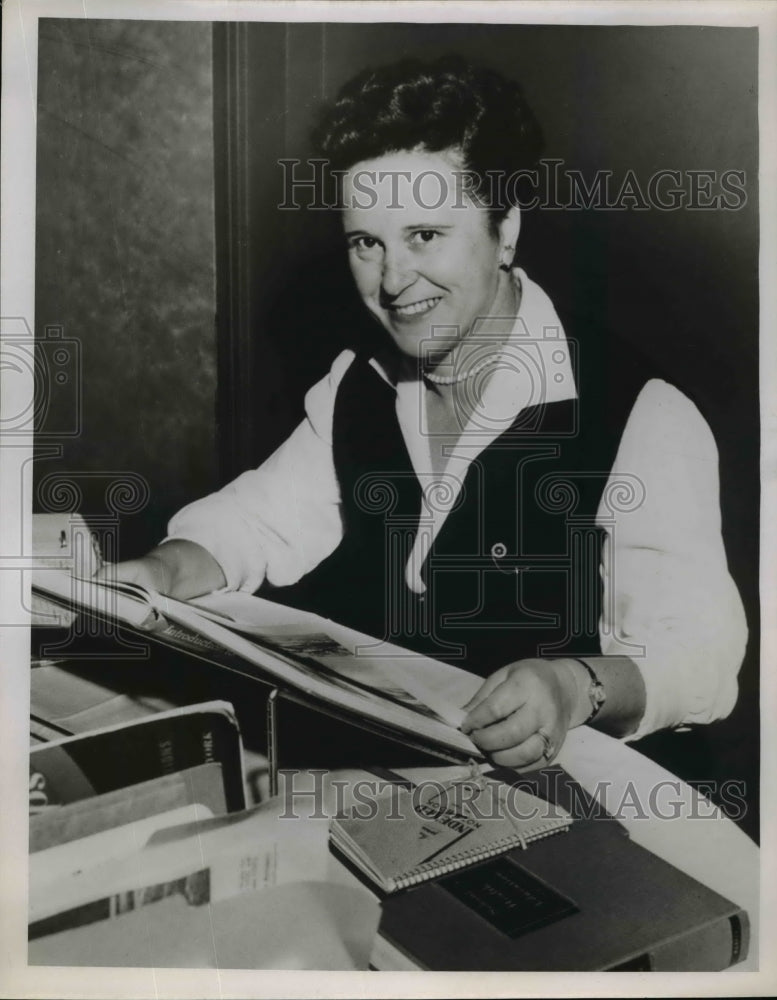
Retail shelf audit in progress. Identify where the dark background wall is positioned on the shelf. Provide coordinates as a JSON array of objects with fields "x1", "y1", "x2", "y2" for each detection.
[{"x1": 35, "y1": 18, "x2": 218, "y2": 557}]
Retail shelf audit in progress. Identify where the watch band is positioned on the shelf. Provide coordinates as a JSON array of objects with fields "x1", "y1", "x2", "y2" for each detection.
[{"x1": 567, "y1": 657, "x2": 607, "y2": 724}]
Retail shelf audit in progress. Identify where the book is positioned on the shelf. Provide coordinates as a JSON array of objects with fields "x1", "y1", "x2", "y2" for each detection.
[
  {"x1": 29, "y1": 762, "x2": 228, "y2": 853},
  {"x1": 28, "y1": 798, "x2": 330, "y2": 940},
  {"x1": 31, "y1": 568, "x2": 482, "y2": 761},
  {"x1": 331, "y1": 774, "x2": 572, "y2": 893},
  {"x1": 370, "y1": 769, "x2": 750, "y2": 971},
  {"x1": 28, "y1": 700, "x2": 245, "y2": 814},
  {"x1": 28, "y1": 704, "x2": 248, "y2": 941},
  {"x1": 31, "y1": 803, "x2": 213, "y2": 898}
]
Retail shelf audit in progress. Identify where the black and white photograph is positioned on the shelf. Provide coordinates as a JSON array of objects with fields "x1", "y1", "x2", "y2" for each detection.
[{"x1": 1, "y1": 0, "x2": 774, "y2": 996}]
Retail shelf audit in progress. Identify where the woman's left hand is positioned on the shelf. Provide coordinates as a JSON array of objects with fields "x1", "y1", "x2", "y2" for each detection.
[{"x1": 461, "y1": 658, "x2": 577, "y2": 768}]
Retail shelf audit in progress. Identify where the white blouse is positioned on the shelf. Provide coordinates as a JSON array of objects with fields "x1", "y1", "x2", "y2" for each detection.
[{"x1": 167, "y1": 270, "x2": 747, "y2": 740}]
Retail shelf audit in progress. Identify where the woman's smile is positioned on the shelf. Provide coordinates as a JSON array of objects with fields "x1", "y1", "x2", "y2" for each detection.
[{"x1": 388, "y1": 295, "x2": 443, "y2": 320}]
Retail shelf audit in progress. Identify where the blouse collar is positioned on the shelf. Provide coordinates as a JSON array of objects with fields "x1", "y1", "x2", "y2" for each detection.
[{"x1": 367, "y1": 268, "x2": 577, "y2": 420}]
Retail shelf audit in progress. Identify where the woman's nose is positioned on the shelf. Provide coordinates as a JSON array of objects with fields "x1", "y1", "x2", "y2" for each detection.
[{"x1": 380, "y1": 249, "x2": 414, "y2": 298}]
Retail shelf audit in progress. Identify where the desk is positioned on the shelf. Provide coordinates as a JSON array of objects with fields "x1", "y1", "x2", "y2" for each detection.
[{"x1": 28, "y1": 718, "x2": 759, "y2": 970}]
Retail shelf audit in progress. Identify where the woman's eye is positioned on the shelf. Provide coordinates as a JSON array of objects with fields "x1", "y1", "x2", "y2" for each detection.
[
  {"x1": 349, "y1": 236, "x2": 381, "y2": 254},
  {"x1": 409, "y1": 230, "x2": 439, "y2": 245}
]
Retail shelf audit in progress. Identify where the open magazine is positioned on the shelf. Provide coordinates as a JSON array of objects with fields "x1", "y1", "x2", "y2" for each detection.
[{"x1": 30, "y1": 568, "x2": 483, "y2": 760}]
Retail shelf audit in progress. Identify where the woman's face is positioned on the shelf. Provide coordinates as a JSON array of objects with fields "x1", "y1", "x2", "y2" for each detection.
[{"x1": 342, "y1": 148, "x2": 512, "y2": 365}]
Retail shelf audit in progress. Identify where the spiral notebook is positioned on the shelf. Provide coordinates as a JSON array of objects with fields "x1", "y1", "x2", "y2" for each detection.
[{"x1": 330, "y1": 774, "x2": 572, "y2": 893}]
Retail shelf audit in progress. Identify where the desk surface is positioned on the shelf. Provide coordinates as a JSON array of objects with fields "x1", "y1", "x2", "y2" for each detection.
[{"x1": 28, "y1": 711, "x2": 759, "y2": 971}]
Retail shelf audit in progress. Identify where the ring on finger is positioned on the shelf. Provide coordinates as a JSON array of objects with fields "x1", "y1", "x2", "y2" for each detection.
[{"x1": 537, "y1": 726, "x2": 555, "y2": 762}]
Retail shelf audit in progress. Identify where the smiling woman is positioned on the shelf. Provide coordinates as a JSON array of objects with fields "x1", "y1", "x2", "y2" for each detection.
[
  {"x1": 341, "y1": 148, "x2": 520, "y2": 370},
  {"x1": 102, "y1": 55, "x2": 747, "y2": 775}
]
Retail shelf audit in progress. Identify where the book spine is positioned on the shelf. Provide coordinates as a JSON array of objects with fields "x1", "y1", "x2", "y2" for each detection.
[{"x1": 607, "y1": 910, "x2": 750, "y2": 971}]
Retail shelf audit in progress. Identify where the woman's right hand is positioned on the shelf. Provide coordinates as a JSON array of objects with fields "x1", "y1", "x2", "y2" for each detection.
[{"x1": 93, "y1": 540, "x2": 227, "y2": 600}]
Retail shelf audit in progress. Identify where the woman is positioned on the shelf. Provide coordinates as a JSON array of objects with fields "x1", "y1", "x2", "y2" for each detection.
[{"x1": 107, "y1": 57, "x2": 747, "y2": 768}]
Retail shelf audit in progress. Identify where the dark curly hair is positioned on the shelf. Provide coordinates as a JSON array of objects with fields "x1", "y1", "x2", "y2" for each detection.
[{"x1": 313, "y1": 55, "x2": 544, "y2": 228}]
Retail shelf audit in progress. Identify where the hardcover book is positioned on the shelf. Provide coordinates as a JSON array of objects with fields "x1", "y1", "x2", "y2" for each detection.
[
  {"x1": 370, "y1": 769, "x2": 750, "y2": 971},
  {"x1": 28, "y1": 699, "x2": 245, "y2": 814}
]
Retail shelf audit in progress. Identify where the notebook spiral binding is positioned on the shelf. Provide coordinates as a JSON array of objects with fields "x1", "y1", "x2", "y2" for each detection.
[{"x1": 394, "y1": 820, "x2": 570, "y2": 891}]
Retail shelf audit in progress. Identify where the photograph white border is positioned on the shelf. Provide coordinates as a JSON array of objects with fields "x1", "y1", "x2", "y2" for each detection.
[{"x1": 2, "y1": 1, "x2": 775, "y2": 997}]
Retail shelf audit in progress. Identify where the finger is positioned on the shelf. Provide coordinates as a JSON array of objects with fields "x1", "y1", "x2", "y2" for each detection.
[
  {"x1": 467, "y1": 703, "x2": 539, "y2": 753},
  {"x1": 93, "y1": 560, "x2": 132, "y2": 583},
  {"x1": 461, "y1": 666, "x2": 510, "y2": 715},
  {"x1": 489, "y1": 731, "x2": 551, "y2": 770},
  {"x1": 95, "y1": 559, "x2": 151, "y2": 588},
  {"x1": 461, "y1": 676, "x2": 529, "y2": 733}
]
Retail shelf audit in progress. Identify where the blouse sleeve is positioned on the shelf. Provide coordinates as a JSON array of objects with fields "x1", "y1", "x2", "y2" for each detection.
[
  {"x1": 597, "y1": 379, "x2": 748, "y2": 739},
  {"x1": 164, "y1": 350, "x2": 355, "y2": 593}
]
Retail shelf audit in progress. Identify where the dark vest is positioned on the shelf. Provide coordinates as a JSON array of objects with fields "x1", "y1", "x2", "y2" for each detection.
[{"x1": 263, "y1": 320, "x2": 655, "y2": 677}]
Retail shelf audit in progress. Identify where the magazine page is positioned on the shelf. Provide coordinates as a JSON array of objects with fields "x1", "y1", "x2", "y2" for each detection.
[
  {"x1": 31, "y1": 569, "x2": 480, "y2": 758},
  {"x1": 189, "y1": 590, "x2": 481, "y2": 728},
  {"x1": 158, "y1": 595, "x2": 481, "y2": 758}
]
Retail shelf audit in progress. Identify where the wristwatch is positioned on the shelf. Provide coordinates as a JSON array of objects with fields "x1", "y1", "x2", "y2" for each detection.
[{"x1": 570, "y1": 657, "x2": 607, "y2": 723}]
